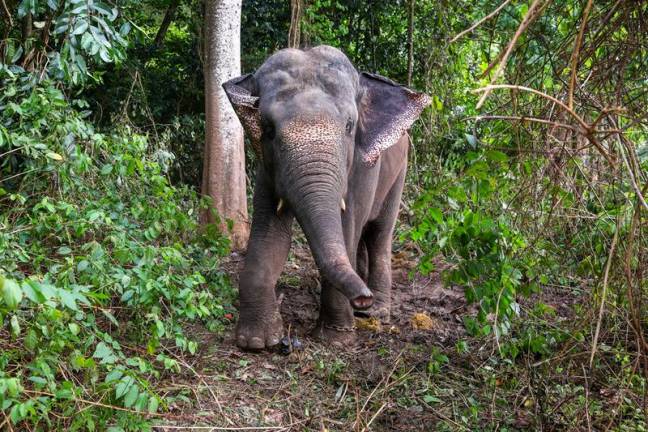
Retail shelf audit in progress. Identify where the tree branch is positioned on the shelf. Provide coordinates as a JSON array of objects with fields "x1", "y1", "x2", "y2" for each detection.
[{"x1": 450, "y1": 0, "x2": 511, "y2": 43}]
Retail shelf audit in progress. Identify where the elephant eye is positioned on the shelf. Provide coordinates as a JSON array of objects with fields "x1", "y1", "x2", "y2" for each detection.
[{"x1": 345, "y1": 118, "x2": 354, "y2": 134}]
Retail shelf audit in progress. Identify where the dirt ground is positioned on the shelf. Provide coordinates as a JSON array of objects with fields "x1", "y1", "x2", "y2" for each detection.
[{"x1": 149, "y1": 239, "x2": 592, "y2": 432}]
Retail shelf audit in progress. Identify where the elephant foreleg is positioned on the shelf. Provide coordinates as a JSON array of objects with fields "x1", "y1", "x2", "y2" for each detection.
[
  {"x1": 312, "y1": 203, "x2": 361, "y2": 344},
  {"x1": 236, "y1": 171, "x2": 293, "y2": 350}
]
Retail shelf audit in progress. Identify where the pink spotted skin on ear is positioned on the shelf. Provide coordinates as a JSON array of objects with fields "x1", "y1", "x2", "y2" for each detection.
[
  {"x1": 223, "y1": 76, "x2": 263, "y2": 156},
  {"x1": 234, "y1": 104, "x2": 263, "y2": 155},
  {"x1": 361, "y1": 90, "x2": 431, "y2": 167}
]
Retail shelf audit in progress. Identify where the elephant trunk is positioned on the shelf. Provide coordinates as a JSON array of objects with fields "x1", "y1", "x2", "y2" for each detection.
[{"x1": 286, "y1": 164, "x2": 373, "y2": 310}]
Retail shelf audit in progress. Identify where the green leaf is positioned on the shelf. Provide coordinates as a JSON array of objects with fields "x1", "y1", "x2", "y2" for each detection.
[
  {"x1": 68, "y1": 323, "x2": 80, "y2": 335},
  {"x1": 72, "y1": 20, "x2": 89, "y2": 35},
  {"x1": 25, "y1": 329, "x2": 38, "y2": 351},
  {"x1": 46, "y1": 151, "x2": 64, "y2": 161},
  {"x1": 22, "y1": 280, "x2": 45, "y2": 304},
  {"x1": 99, "y1": 48, "x2": 112, "y2": 63},
  {"x1": 485, "y1": 150, "x2": 509, "y2": 163},
  {"x1": 59, "y1": 289, "x2": 79, "y2": 311},
  {"x1": 58, "y1": 246, "x2": 72, "y2": 255},
  {"x1": 465, "y1": 134, "x2": 478, "y2": 148},
  {"x1": 105, "y1": 368, "x2": 123, "y2": 383},
  {"x1": 428, "y1": 207, "x2": 443, "y2": 224},
  {"x1": 115, "y1": 376, "x2": 134, "y2": 399},
  {"x1": 101, "y1": 309, "x2": 120, "y2": 326},
  {"x1": 93, "y1": 2, "x2": 117, "y2": 20},
  {"x1": 93, "y1": 342, "x2": 117, "y2": 364},
  {"x1": 55, "y1": 388, "x2": 73, "y2": 399},
  {"x1": 123, "y1": 386, "x2": 139, "y2": 408},
  {"x1": 2, "y1": 378, "x2": 22, "y2": 397},
  {"x1": 1, "y1": 277, "x2": 23, "y2": 310},
  {"x1": 28, "y1": 376, "x2": 47, "y2": 387},
  {"x1": 148, "y1": 396, "x2": 159, "y2": 413},
  {"x1": 77, "y1": 260, "x2": 90, "y2": 272},
  {"x1": 10, "y1": 315, "x2": 20, "y2": 336},
  {"x1": 423, "y1": 394, "x2": 442, "y2": 404},
  {"x1": 100, "y1": 164, "x2": 113, "y2": 175}
]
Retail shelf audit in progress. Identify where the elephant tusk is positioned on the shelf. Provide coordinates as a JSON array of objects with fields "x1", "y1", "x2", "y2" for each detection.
[
  {"x1": 276, "y1": 198, "x2": 285, "y2": 215},
  {"x1": 341, "y1": 199, "x2": 346, "y2": 212}
]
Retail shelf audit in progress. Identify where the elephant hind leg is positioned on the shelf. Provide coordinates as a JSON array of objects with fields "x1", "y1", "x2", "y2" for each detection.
[
  {"x1": 356, "y1": 238, "x2": 369, "y2": 282},
  {"x1": 363, "y1": 166, "x2": 407, "y2": 323}
]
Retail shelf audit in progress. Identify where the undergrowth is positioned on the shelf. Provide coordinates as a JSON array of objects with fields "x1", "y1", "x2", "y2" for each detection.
[{"x1": 0, "y1": 68, "x2": 234, "y2": 430}]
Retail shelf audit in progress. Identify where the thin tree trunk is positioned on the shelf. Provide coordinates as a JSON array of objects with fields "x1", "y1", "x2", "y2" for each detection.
[
  {"x1": 288, "y1": 0, "x2": 303, "y2": 48},
  {"x1": 202, "y1": 0, "x2": 249, "y2": 250},
  {"x1": 21, "y1": 12, "x2": 31, "y2": 41},
  {"x1": 406, "y1": 0, "x2": 414, "y2": 86},
  {"x1": 154, "y1": 0, "x2": 180, "y2": 49}
]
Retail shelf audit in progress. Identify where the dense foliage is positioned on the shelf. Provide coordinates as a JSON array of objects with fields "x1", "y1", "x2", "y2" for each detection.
[
  {"x1": 1, "y1": 2, "x2": 233, "y2": 429},
  {"x1": 1, "y1": 0, "x2": 646, "y2": 430}
]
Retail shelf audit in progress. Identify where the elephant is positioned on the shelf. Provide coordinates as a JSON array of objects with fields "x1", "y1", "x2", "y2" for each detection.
[{"x1": 222, "y1": 45, "x2": 430, "y2": 350}]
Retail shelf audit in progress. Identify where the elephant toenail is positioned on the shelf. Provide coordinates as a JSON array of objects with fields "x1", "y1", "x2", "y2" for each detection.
[
  {"x1": 248, "y1": 337, "x2": 264, "y2": 349},
  {"x1": 237, "y1": 335, "x2": 248, "y2": 348},
  {"x1": 268, "y1": 336, "x2": 280, "y2": 347}
]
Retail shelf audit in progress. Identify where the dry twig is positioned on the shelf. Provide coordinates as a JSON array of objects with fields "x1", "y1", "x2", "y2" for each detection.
[
  {"x1": 450, "y1": 0, "x2": 512, "y2": 43},
  {"x1": 589, "y1": 217, "x2": 618, "y2": 368},
  {"x1": 476, "y1": 0, "x2": 548, "y2": 109}
]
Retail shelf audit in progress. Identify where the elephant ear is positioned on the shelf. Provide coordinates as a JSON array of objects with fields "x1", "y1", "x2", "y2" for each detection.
[
  {"x1": 357, "y1": 72, "x2": 430, "y2": 166},
  {"x1": 222, "y1": 73, "x2": 263, "y2": 156}
]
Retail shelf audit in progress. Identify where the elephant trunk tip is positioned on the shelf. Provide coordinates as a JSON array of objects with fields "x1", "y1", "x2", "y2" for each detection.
[
  {"x1": 323, "y1": 258, "x2": 374, "y2": 309},
  {"x1": 351, "y1": 294, "x2": 373, "y2": 310}
]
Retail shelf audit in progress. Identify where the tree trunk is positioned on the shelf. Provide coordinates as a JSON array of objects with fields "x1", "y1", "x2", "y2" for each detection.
[
  {"x1": 288, "y1": 0, "x2": 303, "y2": 48},
  {"x1": 406, "y1": 0, "x2": 414, "y2": 86},
  {"x1": 153, "y1": 0, "x2": 180, "y2": 49},
  {"x1": 21, "y1": 12, "x2": 32, "y2": 41},
  {"x1": 202, "y1": 0, "x2": 249, "y2": 250}
]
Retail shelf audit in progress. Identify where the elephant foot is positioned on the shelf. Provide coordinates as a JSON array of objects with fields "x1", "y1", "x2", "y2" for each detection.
[
  {"x1": 236, "y1": 307, "x2": 283, "y2": 350},
  {"x1": 311, "y1": 322, "x2": 356, "y2": 346}
]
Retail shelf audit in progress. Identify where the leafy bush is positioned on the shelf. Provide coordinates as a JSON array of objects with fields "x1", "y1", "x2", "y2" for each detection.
[
  {"x1": 409, "y1": 146, "x2": 543, "y2": 339},
  {"x1": 0, "y1": 68, "x2": 232, "y2": 429}
]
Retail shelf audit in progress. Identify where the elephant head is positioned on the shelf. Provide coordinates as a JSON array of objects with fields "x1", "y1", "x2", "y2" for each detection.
[{"x1": 223, "y1": 46, "x2": 429, "y2": 309}]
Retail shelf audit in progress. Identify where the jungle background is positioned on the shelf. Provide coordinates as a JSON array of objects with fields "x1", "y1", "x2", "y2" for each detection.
[{"x1": 1, "y1": 0, "x2": 647, "y2": 430}]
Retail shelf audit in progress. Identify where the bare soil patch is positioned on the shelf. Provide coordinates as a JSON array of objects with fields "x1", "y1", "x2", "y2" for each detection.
[{"x1": 151, "y1": 241, "x2": 592, "y2": 432}]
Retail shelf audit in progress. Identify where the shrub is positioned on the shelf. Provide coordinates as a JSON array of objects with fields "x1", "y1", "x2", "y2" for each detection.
[{"x1": 0, "y1": 67, "x2": 232, "y2": 430}]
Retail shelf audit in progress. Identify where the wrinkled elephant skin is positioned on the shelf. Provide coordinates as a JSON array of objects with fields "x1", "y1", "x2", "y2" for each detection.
[{"x1": 222, "y1": 46, "x2": 430, "y2": 350}]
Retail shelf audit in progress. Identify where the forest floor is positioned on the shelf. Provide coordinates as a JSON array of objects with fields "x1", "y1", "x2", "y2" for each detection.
[{"x1": 147, "y1": 240, "x2": 619, "y2": 432}]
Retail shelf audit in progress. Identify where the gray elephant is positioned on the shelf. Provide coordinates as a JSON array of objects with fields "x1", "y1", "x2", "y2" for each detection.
[{"x1": 223, "y1": 45, "x2": 430, "y2": 349}]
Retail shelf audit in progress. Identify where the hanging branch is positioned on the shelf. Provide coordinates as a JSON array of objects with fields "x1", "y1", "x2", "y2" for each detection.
[
  {"x1": 450, "y1": 0, "x2": 511, "y2": 43},
  {"x1": 473, "y1": 84, "x2": 615, "y2": 165},
  {"x1": 1, "y1": 0, "x2": 12, "y2": 28},
  {"x1": 476, "y1": 0, "x2": 548, "y2": 109},
  {"x1": 567, "y1": 0, "x2": 594, "y2": 110},
  {"x1": 589, "y1": 221, "x2": 618, "y2": 369}
]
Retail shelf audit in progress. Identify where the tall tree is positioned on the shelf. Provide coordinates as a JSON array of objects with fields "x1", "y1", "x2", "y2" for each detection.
[
  {"x1": 202, "y1": 0, "x2": 249, "y2": 250},
  {"x1": 288, "y1": 0, "x2": 303, "y2": 48},
  {"x1": 406, "y1": 0, "x2": 414, "y2": 86}
]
